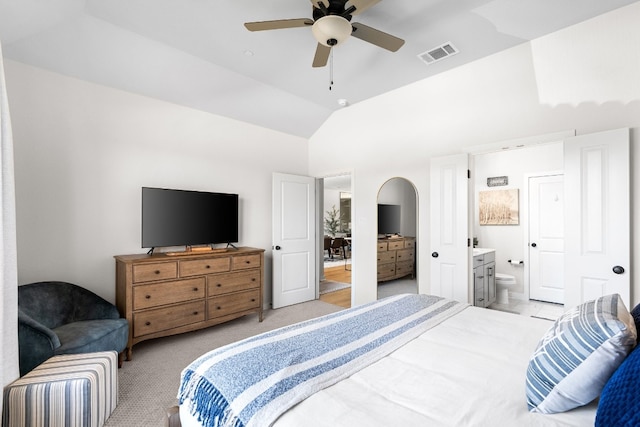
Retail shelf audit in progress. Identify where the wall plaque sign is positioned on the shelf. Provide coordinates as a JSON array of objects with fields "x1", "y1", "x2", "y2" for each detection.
[{"x1": 487, "y1": 176, "x2": 508, "y2": 187}]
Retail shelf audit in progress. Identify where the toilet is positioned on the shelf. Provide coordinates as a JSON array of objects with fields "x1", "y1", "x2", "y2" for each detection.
[{"x1": 495, "y1": 273, "x2": 516, "y2": 305}]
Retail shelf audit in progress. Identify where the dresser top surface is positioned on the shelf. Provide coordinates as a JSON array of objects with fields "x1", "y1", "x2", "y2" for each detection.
[{"x1": 115, "y1": 247, "x2": 264, "y2": 263}]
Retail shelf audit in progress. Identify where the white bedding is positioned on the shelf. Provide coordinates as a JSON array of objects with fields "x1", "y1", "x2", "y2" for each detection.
[{"x1": 181, "y1": 305, "x2": 597, "y2": 426}]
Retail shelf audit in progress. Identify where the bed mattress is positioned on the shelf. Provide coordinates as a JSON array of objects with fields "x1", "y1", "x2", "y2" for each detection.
[{"x1": 181, "y1": 304, "x2": 597, "y2": 426}]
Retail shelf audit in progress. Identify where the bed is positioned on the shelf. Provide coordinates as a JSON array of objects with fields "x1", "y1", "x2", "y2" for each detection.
[{"x1": 176, "y1": 293, "x2": 639, "y2": 427}]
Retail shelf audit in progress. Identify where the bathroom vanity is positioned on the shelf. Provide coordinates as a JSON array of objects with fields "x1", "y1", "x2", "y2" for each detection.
[{"x1": 473, "y1": 248, "x2": 496, "y2": 307}]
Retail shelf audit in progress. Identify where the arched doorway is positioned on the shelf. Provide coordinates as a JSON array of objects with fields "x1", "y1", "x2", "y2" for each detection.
[{"x1": 377, "y1": 177, "x2": 418, "y2": 299}]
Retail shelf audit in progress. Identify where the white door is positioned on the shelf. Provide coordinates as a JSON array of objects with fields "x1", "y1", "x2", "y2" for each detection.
[
  {"x1": 272, "y1": 173, "x2": 317, "y2": 309},
  {"x1": 529, "y1": 174, "x2": 564, "y2": 304},
  {"x1": 564, "y1": 128, "x2": 630, "y2": 309},
  {"x1": 430, "y1": 154, "x2": 470, "y2": 303}
]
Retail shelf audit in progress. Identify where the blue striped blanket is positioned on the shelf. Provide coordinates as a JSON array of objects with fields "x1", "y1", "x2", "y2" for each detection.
[{"x1": 178, "y1": 294, "x2": 467, "y2": 427}]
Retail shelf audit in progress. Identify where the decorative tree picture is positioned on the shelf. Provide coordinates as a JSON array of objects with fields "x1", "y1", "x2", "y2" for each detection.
[{"x1": 479, "y1": 189, "x2": 519, "y2": 225}]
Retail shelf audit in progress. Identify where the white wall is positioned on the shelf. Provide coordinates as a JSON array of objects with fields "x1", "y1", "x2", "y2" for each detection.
[
  {"x1": 309, "y1": 2, "x2": 640, "y2": 306},
  {"x1": 5, "y1": 60, "x2": 308, "y2": 305}
]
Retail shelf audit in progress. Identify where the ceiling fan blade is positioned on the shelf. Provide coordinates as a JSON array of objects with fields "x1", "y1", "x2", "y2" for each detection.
[
  {"x1": 312, "y1": 43, "x2": 331, "y2": 67},
  {"x1": 309, "y1": 0, "x2": 330, "y2": 9},
  {"x1": 350, "y1": 22, "x2": 404, "y2": 52},
  {"x1": 244, "y1": 18, "x2": 313, "y2": 32},
  {"x1": 347, "y1": 0, "x2": 382, "y2": 15}
]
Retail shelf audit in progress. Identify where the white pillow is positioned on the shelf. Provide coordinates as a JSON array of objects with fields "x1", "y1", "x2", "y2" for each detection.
[{"x1": 526, "y1": 293, "x2": 637, "y2": 414}]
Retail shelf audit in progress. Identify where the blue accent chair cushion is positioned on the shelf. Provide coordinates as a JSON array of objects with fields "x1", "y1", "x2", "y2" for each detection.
[
  {"x1": 18, "y1": 281, "x2": 129, "y2": 376},
  {"x1": 525, "y1": 294, "x2": 636, "y2": 414},
  {"x1": 596, "y1": 344, "x2": 640, "y2": 426}
]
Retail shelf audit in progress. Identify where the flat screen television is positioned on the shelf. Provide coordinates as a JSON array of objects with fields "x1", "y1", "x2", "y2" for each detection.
[
  {"x1": 142, "y1": 187, "x2": 238, "y2": 249},
  {"x1": 378, "y1": 204, "x2": 401, "y2": 235}
]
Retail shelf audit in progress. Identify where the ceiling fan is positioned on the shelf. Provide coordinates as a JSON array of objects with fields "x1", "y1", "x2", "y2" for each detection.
[{"x1": 244, "y1": 0, "x2": 405, "y2": 67}]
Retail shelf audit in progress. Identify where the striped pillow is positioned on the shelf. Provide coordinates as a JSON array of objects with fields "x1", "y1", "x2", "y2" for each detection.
[{"x1": 526, "y1": 294, "x2": 637, "y2": 414}]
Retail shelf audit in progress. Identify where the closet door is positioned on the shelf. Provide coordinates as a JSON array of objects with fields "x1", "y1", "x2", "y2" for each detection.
[
  {"x1": 430, "y1": 154, "x2": 470, "y2": 303},
  {"x1": 564, "y1": 128, "x2": 630, "y2": 309}
]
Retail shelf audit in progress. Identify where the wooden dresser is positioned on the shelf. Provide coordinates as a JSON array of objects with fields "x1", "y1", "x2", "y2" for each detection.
[
  {"x1": 115, "y1": 247, "x2": 264, "y2": 360},
  {"x1": 377, "y1": 237, "x2": 415, "y2": 282}
]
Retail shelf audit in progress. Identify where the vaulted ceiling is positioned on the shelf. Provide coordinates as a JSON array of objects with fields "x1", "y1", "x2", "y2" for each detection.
[{"x1": 1, "y1": 0, "x2": 637, "y2": 138}]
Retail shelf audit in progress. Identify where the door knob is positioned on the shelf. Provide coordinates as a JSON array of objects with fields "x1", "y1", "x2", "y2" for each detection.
[
  {"x1": 531, "y1": 243, "x2": 537, "y2": 248},
  {"x1": 613, "y1": 265, "x2": 625, "y2": 274},
  {"x1": 274, "y1": 245, "x2": 281, "y2": 250},
  {"x1": 431, "y1": 252, "x2": 439, "y2": 258}
]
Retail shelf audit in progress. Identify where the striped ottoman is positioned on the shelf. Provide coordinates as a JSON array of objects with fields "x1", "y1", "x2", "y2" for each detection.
[{"x1": 2, "y1": 351, "x2": 118, "y2": 427}]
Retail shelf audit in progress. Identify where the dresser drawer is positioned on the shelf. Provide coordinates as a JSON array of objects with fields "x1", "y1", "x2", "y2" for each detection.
[
  {"x1": 395, "y1": 261, "x2": 414, "y2": 277},
  {"x1": 404, "y1": 239, "x2": 415, "y2": 248},
  {"x1": 232, "y1": 254, "x2": 261, "y2": 271},
  {"x1": 179, "y1": 257, "x2": 230, "y2": 277},
  {"x1": 132, "y1": 262, "x2": 178, "y2": 283},
  {"x1": 396, "y1": 248, "x2": 415, "y2": 263},
  {"x1": 377, "y1": 264, "x2": 396, "y2": 279},
  {"x1": 388, "y1": 240, "x2": 404, "y2": 250},
  {"x1": 208, "y1": 289, "x2": 260, "y2": 319},
  {"x1": 208, "y1": 270, "x2": 261, "y2": 297},
  {"x1": 377, "y1": 242, "x2": 388, "y2": 251},
  {"x1": 133, "y1": 301, "x2": 205, "y2": 337},
  {"x1": 133, "y1": 277, "x2": 205, "y2": 310},
  {"x1": 377, "y1": 251, "x2": 396, "y2": 264}
]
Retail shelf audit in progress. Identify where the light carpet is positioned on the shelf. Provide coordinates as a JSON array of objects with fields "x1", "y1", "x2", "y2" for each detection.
[
  {"x1": 104, "y1": 299, "x2": 342, "y2": 427},
  {"x1": 319, "y1": 280, "x2": 351, "y2": 295},
  {"x1": 377, "y1": 278, "x2": 417, "y2": 299}
]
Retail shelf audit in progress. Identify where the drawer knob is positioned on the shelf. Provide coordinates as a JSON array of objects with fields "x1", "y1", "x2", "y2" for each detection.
[
  {"x1": 251, "y1": 298, "x2": 256, "y2": 302},
  {"x1": 251, "y1": 278, "x2": 256, "y2": 282},
  {"x1": 145, "y1": 295, "x2": 151, "y2": 299},
  {"x1": 216, "y1": 306, "x2": 221, "y2": 310},
  {"x1": 145, "y1": 321, "x2": 151, "y2": 326},
  {"x1": 206, "y1": 265, "x2": 211, "y2": 269},
  {"x1": 245, "y1": 261, "x2": 251, "y2": 264},
  {"x1": 193, "y1": 311, "x2": 198, "y2": 315},
  {"x1": 155, "y1": 270, "x2": 160, "y2": 274},
  {"x1": 193, "y1": 287, "x2": 199, "y2": 291},
  {"x1": 216, "y1": 283, "x2": 222, "y2": 287}
]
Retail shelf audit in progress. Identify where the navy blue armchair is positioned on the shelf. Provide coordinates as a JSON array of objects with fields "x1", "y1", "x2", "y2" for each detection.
[{"x1": 18, "y1": 281, "x2": 129, "y2": 376}]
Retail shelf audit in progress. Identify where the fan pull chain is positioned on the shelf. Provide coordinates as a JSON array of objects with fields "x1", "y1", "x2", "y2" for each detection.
[{"x1": 329, "y1": 48, "x2": 334, "y2": 91}]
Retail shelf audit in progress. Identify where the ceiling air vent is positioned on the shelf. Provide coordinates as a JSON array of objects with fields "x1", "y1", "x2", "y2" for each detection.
[{"x1": 418, "y1": 42, "x2": 459, "y2": 65}]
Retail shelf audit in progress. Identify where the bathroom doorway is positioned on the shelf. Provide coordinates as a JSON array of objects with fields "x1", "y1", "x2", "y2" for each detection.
[
  {"x1": 377, "y1": 177, "x2": 418, "y2": 299},
  {"x1": 472, "y1": 142, "x2": 564, "y2": 306}
]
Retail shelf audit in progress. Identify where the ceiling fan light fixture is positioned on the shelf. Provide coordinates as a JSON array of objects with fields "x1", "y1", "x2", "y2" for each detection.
[{"x1": 312, "y1": 15, "x2": 352, "y2": 47}]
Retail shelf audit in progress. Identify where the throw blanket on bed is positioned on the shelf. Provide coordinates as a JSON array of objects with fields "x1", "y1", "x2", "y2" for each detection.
[{"x1": 178, "y1": 293, "x2": 467, "y2": 427}]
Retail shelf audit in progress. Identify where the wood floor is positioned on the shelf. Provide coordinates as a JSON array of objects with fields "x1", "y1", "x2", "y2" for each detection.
[{"x1": 319, "y1": 265, "x2": 351, "y2": 309}]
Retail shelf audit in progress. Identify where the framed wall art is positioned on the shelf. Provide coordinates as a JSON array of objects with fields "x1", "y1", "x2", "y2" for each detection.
[{"x1": 479, "y1": 189, "x2": 519, "y2": 225}]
